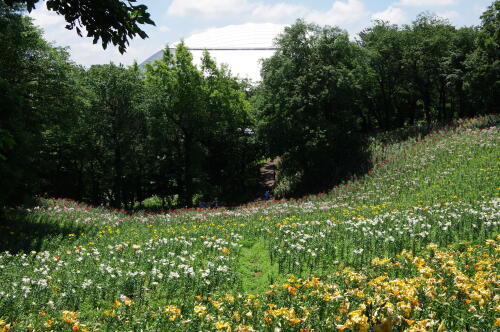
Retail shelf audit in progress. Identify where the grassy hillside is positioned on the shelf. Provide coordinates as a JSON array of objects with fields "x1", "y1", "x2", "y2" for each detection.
[{"x1": 0, "y1": 115, "x2": 499, "y2": 331}]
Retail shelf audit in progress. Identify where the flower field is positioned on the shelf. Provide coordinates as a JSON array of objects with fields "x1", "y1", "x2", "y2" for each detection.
[{"x1": 0, "y1": 116, "x2": 499, "y2": 331}]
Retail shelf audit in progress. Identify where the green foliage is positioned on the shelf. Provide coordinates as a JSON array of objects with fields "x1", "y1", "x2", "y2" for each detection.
[
  {"x1": 465, "y1": 0, "x2": 500, "y2": 114},
  {"x1": 143, "y1": 44, "x2": 260, "y2": 207},
  {"x1": 81, "y1": 64, "x2": 146, "y2": 207},
  {"x1": 358, "y1": 14, "x2": 480, "y2": 128},
  {"x1": 145, "y1": 44, "x2": 209, "y2": 207},
  {"x1": 257, "y1": 20, "x2": 370, "y2": 197},
  {"x1": 479, "y1": 0, "x2": 500, "y2": 57}
]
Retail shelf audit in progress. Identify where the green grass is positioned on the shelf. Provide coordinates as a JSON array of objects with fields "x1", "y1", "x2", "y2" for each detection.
[{"x1": 237, "y1": 238, "x2": 281, "y2": 294}]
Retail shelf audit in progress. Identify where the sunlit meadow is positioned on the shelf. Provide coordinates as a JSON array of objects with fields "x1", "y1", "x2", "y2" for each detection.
[{"x1": 0, "y1": 115, "x2": 499, "y2": 331}]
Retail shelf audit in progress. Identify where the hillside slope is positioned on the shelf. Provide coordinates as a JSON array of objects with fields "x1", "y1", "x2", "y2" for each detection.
[{"x1": 0, "y1": 116, "x2": 498, "y2": 331}]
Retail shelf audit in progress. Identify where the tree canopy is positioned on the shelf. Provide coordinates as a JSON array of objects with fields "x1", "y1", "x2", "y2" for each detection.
[{"x1": 256, "y1": 21, "x2": 369, "y2": 196}]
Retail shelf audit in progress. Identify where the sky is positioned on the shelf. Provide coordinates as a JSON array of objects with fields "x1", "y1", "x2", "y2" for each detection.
[{"x1": 28, "y1": 0, "x2": 492, "y2": 81}]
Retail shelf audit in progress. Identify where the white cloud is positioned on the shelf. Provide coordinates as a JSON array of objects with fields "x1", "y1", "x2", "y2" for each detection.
[
  {"x1": 167, "y1": 0, "x2": 365, "y2": 25},
  {"x1": 372, "y1": 6, "x2": 407, "y2": 24},
  {"x1": 251, "y1": 3, "x2": 309, "y2": 22},
  {"x1": 306, "y1": 0, "x2": 367, "y2": 27},
  {"x1": 167, "y1": 0, "x2": 252, "y2": 17},
  {"x1": 396, "y1": 0, "x2": 456, "y2": 6},
  {"x1": 159, "y1": 26, "x2": 170, "y2": 32},
  {"x1": 28, "y1": 7, "x2": 65, "y2": 26},
  {"x1": 167, "y1": 0, "x2": 308, "y2": 23}
]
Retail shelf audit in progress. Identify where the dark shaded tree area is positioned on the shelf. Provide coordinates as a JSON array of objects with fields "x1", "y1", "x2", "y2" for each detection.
[
  {"x1": 0, "y1": 2, "x2": 77, "y2": 206},
  {"x1": 1, "y1": 2, "x2": 498, "y2": 208},
  {"x1": 37, "y1": 47, "x2": 260, "y2": 209},
  {"x1": 255, "y1": 22, "x2": 369, "y2": 196},
  {"x1": 0, "y1": 3, "x2": 260, "y2": 209}
]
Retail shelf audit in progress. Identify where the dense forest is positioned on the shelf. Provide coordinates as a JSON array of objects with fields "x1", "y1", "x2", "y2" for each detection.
[{"x1": 0, "y1": 1, "x2": 499, "y2": 209}]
